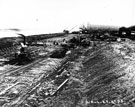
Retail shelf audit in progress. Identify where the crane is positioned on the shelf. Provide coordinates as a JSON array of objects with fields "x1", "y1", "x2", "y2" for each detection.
[{"x1": 69, "y1": 25, "x2": 77, "y2": 32}]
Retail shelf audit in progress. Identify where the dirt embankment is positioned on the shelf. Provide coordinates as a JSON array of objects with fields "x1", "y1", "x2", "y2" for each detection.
[{"x1": 50, "y1": 41, "x2": 135, "y2": 107}]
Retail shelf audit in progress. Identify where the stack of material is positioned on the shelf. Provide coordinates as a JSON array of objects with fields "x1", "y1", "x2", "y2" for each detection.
[{"x1": 50, "y1": 48, "x2": 68, "y2": 58}]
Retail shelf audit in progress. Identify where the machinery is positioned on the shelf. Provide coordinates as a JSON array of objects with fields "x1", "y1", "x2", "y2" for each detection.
[
  {"x1": 119, "y1": 26, "x2": 135, "y2": 40},
  {"x1": 8, "y1": 34, "x2": 33, "y2": 65},
  {"x1": 68, "y1": 36, "x2": 90, "y2": 47}
]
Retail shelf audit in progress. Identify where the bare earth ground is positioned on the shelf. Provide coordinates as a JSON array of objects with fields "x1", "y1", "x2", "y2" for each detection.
[
  {"x1": 57, "y1": 40, "x2": 135, "y2": 107},
  {"x1": 1, "y1": 34, "x2": 135, "y2": 107}
]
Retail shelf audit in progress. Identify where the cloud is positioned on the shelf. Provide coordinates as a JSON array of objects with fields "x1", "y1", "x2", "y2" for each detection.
[{"x1": 7, "y1": 29, "x2": 21, "y2": 31}]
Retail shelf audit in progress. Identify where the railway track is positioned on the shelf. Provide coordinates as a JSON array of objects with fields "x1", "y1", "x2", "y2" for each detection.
[
  {"x1": 0, "y1": 58, "x2": 44, "y2": 77},
  {"x1": 0, "y1": 55, "x2": 70, "y2": 107},
  {"x1": 18, "y1": 57, "x2": 69, "y2": 107},
  {"x1": 0, "y1": 45, "x2": 54, "y2": 78}
]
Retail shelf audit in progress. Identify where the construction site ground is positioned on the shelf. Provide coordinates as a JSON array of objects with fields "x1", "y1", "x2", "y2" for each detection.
[{"x1": 0, "y1": 34, "x2": 135, "y2": 107}]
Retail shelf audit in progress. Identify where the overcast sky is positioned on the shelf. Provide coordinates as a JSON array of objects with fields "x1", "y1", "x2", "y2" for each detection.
[{"x1": 0, "y1": 0, "x2": 134, "y2": 34}]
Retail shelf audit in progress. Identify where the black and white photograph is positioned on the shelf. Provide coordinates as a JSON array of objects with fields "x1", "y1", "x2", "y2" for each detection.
[{"x1": 0, "y1": 0, "x2": 134, "y2": 106}]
